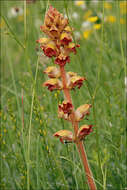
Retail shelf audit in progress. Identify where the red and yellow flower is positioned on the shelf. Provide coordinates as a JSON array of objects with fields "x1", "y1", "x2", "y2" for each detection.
[
  {"x1": 58, "y1": 100, "x2": 73, "y2": 121},
  {"x1": 75, "y1": 104, "x2": 92, "y2": 121},
  {"x1": 43, "y1": 78, "x2": 63, "y2": 91},
  {"x1": 44, "y1": 66, "x2": 60, "y2": 78}
]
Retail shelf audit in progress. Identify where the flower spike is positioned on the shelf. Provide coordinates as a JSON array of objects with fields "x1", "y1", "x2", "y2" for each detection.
[{"x1": 38, "y1": 5, "x2": 97, "y2": 190}]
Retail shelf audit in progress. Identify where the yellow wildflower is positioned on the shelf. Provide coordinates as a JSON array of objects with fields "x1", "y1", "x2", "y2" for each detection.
[
  {"x1": 120, "y1": 2, "x2": 127, "y2": 9},
  {"x1": 120, "y1": 8, "x2": 127, "y2": 15},
  {"x1": 83, "y1": 29, "x2": 92, "y2": 39},
  {"x1": 0, "y1": 18, "x2": 5, "y2": 28},
  {"x1": 3, "y1": 140, "x2": 5, "y2": 145},
  {"x1": 75, "y1": 1, "x2": 84, "y2": 6},
  {"x1": 17, "y1": 15, "x2": 24, "y2": 22},
  {"x1": 43, "y1": 130, "x2": 46, "y2": 136},
  {"x1": 40, "y1": 120, "x2": 42, "y2": 124},
  {"x1": 46, "y1": 145, "x2": 49, "y2": 151},
  {"x1": 4, "y1": 129, "x2": 7, "y2": 133},
  {"x1": 40, "y1": 106, "x2": 44, "y2": 111},
  {"x1": 93, "y1": 24, "x2": 101, "y2": 30},
  {"x1": 104, "y1": 2, "x2": 112, "y2": 9},
  {"x1": 120, "y1": 18, "x2": 126, "y2": 24},
  {"x1": 87, "y1": 16, "x2": 98, "y2": 23},
  {"x1": 84, "y1": 10, "x2": 92, "y2": 20},
  {"x1": 106, "y1": 16, "x2": 116, "y2": 23},
  {"x1": 39, "y1": 129, "x2": 42, "y2": 134}
]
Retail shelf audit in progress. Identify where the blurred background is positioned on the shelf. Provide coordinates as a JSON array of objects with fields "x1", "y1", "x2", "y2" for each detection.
[{"x1": 0, "y1": 1, "x2": 126, "y2": 190}]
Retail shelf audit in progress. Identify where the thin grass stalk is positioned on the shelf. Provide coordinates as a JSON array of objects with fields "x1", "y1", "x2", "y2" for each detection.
[
  {"x1": 36, "y1": 135, "x2": 39, "y2": 189},
  {"x1": 91, "y1": 2, "x2": 105, "y2": 180},
  {"x1": 24, "y1": 0, "x2": 27, "y2": 44},
  {"x1": 117, "y1": 1, "x2": 126, "y2": 183},
  {"x1": 21, "y1": 89, "x2": 24, "y2": 130},
  {"x1": 2, "y1": 15, "x2": 25, "y2": 49},
  {"x1": 117, "y1": 1, "x2": 126, "y2": 74},
  {"x1": 27, "y1": 57, "x2": 39, "y2": 190}
]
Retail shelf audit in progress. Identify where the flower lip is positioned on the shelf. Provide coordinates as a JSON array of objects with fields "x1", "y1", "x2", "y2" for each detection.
[
  {"x1": 75, "y1": 104, "x2": 92, "y2": 121},
  {"x1": 43, "y1": 79, "x2": 62, "y2": 91},
  {"x1": 53, "y1": 130, "x2": 73, "y2": 144},
  {"x1": 69, "y1": 75, "x2": 86, "y2": 89},
  {"x1": 58, "y1": 100, "x2": 73, "y2": 114},
  {"x1": 55, "y1": 56, "x2": 70, "y2": 66},
  {"x1": 40, "y1": 44, "x2": 57, "y2": 58},
  {"x1": 60, "y1": 32, "x2": 72, "y2": 45},
  {"x1": 77, "y1": 124, "x2": 93, "y2": 141},
  {"x1": 44, "y1": 66, "x2": 61, "y2": 78}
]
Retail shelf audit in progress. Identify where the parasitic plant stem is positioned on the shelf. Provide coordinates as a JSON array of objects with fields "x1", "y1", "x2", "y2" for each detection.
[
  {"x1": 77, "y1": 141, "x2": 97, "y2": 190},
  {"x1": 60, "y1": 65, "x2": 97, "y2": 190},
  {"x1": 60, "y1": 66, "x2": 72, "y2": 103}
]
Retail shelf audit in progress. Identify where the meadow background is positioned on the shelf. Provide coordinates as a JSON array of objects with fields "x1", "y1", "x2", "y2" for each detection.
[{"x1": 0, "y1": 0, "x2": 126, "y2": 190}]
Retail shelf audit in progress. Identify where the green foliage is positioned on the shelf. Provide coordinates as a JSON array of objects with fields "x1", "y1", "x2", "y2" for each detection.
[{"x1": 0, "y1": 1, "x2": 126, "y2": 190}]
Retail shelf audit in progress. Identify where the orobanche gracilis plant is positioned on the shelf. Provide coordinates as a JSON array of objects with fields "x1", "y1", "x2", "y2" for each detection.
[{"x1": 37, "y1": 5, "x2": 97, "y2": 190}]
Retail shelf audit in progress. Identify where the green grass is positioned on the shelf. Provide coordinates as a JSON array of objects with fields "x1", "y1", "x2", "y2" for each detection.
[{"x1": 0, "y1": 1, "x2": 126, "y2": 190}]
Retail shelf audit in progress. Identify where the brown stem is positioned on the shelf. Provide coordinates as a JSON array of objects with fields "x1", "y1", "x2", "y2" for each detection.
[
  {"x1": 77, "y1": 141, "x2": 97, "y2": 190},
  {"x1": 60, "y1": 65, "x2": 72, "y2": 103},
  {"x1": 60, "y1": 65, "x2": 97, "y2": 190}
]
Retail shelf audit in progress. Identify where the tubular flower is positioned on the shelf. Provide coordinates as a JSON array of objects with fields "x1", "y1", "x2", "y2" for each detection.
[
  {"x1": 60, "y1": 32, "x2": 72, "y2": 45},
  {"x1": 43, "y1": 78, "x2": 63, "y2": 91},
  {"x1": 67, "y1": 71, "x2": 78, "y2": 77},
  {"x1": 53, "y1": 130, "x2": 73, "y2": 144},
  {"x1": 55, "y1": 53, "x2": 70, "y2": 66},
  {"x1": 75, "y1": 104, "x2": 92, "y2": 121},
  {"x1": 67, "y1": 75, "x2": 86, "y2": 89},
  {"x1": 58, "y1": 102, "x2": 72, "y2": 121},
  {"x1": 66, "y1": 43, "x2": 80, "y2": 54},
  {"x1": 64, "y1": 25, "x2": 73, "y2": 33},
  {"x1": 36, "y1": 37, "x2": 50, "y2": 44},
  {"x1": 58, "y1": 100, "x2": 73, "y2": 114},
  {"x1": 77, "y1": 125, "x2": 93, "y2": 141},
  {"x1": 44, "y1": 66, "x2": 61, "y2": 78},
  {"x1": 40, "y1": 42, "x2": 58, "y2": 57}
]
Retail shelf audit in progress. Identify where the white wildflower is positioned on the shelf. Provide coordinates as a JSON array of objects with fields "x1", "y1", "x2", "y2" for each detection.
[
  {"x1": 82, "y1": 21, "x2": 91, "y2": 29},
  {"x1": 74, "y1": 31, "x2": 81, "y2": 40},
  {"x1": 72, "y1": 12, "x2": 79, "y2": 19},
  {"x1": 8, "y1": 7, "x2": 23, "y2": 18}
]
